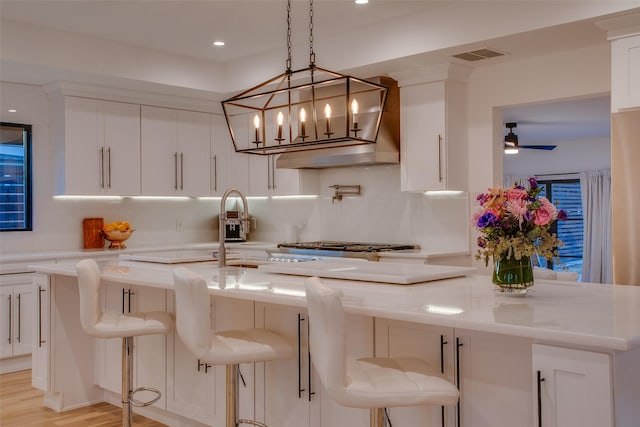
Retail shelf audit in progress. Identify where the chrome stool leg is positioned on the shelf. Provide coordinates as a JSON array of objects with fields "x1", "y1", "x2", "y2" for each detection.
[
  {"x1": 227, "y1": 364, "x2": 267, "y2": 427},
  {"x1": 122, "y1": 337, "x2": 133, "y2": 427},
  {"x1": 370, "y1": 408, "x2": 386, "y2": 427}
]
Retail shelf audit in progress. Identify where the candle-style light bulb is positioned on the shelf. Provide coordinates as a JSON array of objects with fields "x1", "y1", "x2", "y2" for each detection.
[
  {"x1": 276, "y1": 111, "x2": 284, "y2": 141},
  {"x1": 299, "y1": 108, "x2": 307, "y2": 139},
  {"x1": 253, "y1": 114, "x2": 260, "y2": 142},
  {"x1": 351, "y1": 99, "x2": 359, "y2": 128},
  {"x1": 324, "y1": 104, "x2": 332, "y2": 136}
]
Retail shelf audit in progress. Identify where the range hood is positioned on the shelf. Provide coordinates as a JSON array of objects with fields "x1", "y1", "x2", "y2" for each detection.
[{"x1": 276, "y1": 76, "x2": 400, "y2": 169}]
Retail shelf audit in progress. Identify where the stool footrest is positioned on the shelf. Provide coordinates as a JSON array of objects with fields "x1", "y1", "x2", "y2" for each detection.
[
  {"x1": 129, "y1": 386, "x2": 162, "y2": 407},
  {"x1": 238, "y1": 419, "x2": 267, "y2": 427}
]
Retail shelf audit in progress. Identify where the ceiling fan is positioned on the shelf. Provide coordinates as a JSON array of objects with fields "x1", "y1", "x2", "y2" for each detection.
[{"x1": 504, "y1": 122, "x2": 557, "y2": 154}]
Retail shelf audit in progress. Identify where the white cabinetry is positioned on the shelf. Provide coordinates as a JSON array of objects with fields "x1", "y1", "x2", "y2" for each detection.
[
  {"x1": 375, "y1": 320, "x2": 532, "y2": 427},
  {"x1": 392, "y1": 64, "x2": 470, "y2": 192},
  {"x1": 248, "y1": 155, "x2": 319, "y2": 196},
  {"x1": 51, "y1": 96, "x2": 141, "y2": 195},
  {"x1": 212, "y1": 114, "x2": 250, "y2": 195},
  {"x1": 97, "y1": 282, "x2": 167, "y2": 410},
  {"x1": 532, "y1": 344, "x2": 613, "y2": 427},
  {"x1": 167, "y1": 294, "x2": 255, "y2": 425},
  {"x1": 612, "y1": 34, "x2": 640, "y2": 111},
  {"x1": 141, "y1": 106, "x2": 211, "y2": 196},
  {"x1": 0, "y1": 274, "x2": 34, "y2": 370}
]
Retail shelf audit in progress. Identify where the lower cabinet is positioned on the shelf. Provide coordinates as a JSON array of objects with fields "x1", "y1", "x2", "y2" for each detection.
[
  {"x1": 0, "y1": 274, "x2": 35, "y2": 364},
  {"x1": 532, "y1": 344, "x2": 613, "y2": 427},
  {"x1": 375, "y1": 319, "x2": 532, "y2": 427},
  {"x1": 253, "y1": 302, "x2": 373, "y2": 427},
  {"x1": 166, "y1": 294, "x2": 255, "y2": 426},
  {"x1": 97, "y1": 282, "x2": 168, "y2": 410}
]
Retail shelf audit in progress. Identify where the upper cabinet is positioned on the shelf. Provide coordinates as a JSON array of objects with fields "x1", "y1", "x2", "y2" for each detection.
[
  {"x1": 50, "y1": 96, "x2": 141, "y2": 195},
  {"x1": 611, "y1": 34, "x2": 640, "y2": 112},
  {"x1": 141, "y1": 106, "x2": 211, "y2": 196},
  {"x1": 247, "y1": 155, "x2": 319, "y2": 197},
  {"x1": 392, "y1": 64, "x2": 471, "y2": 192},
  {"x1": 211, "y1": 114, "x2": 250, "y2": 195}
]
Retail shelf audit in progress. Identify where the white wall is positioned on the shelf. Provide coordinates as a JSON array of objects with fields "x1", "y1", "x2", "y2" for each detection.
[
  {"x1": 0, "y1": 81, "x2": 468, "y2": 256},
  {"x1": 467, "y1": 42, "x2": 611, "y2": 196}
]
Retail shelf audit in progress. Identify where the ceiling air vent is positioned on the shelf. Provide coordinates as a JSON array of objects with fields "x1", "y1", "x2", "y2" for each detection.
[{"x1": 452, "y1": 48, "x2": 504, "y2": 62}]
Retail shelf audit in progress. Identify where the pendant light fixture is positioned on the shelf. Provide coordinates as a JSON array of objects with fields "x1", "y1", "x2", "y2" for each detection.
[{"x1": 222, "y1": 0, "x2": 390, "y2": 155}]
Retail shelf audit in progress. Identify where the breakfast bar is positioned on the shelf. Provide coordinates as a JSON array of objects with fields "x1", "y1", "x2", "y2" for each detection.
[{"x1": 30, "y1": 259, "x2": 640, "y2": 427}]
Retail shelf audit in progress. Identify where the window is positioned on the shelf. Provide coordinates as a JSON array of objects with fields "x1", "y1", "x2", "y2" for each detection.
[
  {"x1": 0, "y1": 123, "x2": 32, "y2": 231},
  {"x1": 537, "y1": 179, "x2": 583, "y2": 277}
]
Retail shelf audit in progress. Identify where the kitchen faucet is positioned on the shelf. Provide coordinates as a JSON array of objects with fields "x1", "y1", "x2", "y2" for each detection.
[{"x1": 218, "y1": 188, "x2": 249, "y2": 268}]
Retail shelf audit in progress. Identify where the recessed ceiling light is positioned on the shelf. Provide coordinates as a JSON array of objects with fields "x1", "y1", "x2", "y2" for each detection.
[
  {"x1": 8, "y1": 109, "x2": 17, "y2": 113},
  {"x1": 213, "y1": 41, "x2": 225, "y2": 47},
  {"x1": 355, "y1": 0, "x2": 368, "y2": 4}
]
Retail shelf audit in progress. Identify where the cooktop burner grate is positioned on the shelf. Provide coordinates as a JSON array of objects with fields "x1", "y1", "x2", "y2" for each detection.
[{"x1": 277, "y1": 241, "x2": 419, "y2": 253}]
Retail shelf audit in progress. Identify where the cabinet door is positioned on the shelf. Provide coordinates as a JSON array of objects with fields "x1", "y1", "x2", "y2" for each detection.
[
  {"x1": 31, "y1": 274, "x2": 49, "y2": 391},
  {"x1": 177, "y1": 110, "x2": 211, "y2": 196},
  {"x1": 63, "y1": 96, "x2": 104, "y2": 195},
  {"x1": 400, "y1": 82, "x2": 446, "y2": 192},
  {"x1": 212, "y1": 114, "x2": 249, "y2": 195},
  {"x1": 532, "y1": 344, "x2": 613, "y2": 427},
  {"x1": 12, "y1": 284, "x2": 34, "y2": 357},
  {"x1": 255, "y1": 303, "x2": 311, "y2": 427},
  {"x1": 612, "y1": 35, "x2": 640, "y2": 111},
  {"x1": 141, "y1": 106, "x2": 179, "y2": 195},
  {"x1": 456, "y1": 330, "x2": 532, "y2": 427},
  {"x1": 103, "y1": 101, "x2": 141, "y2": 195},
  {"x1": 375, "y1": 318, "x2": 454, "y2": 427},
  {"x1": 0, "y1": 286, "x2": 12, "y2": 359}
]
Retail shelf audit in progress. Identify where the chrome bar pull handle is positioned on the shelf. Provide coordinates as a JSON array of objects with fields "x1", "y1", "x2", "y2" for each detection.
[
  {"x1": 537, "y1": 370, "x2": 545, "y2": 427},
  {"x1": 307, "y1": 320, "x2": 315, "y2": 402},
  {"x1": 212, "y1": 155, "x2": 217, "y2": 192},
  {"x1": 17, "y1": 293, "x2": 21, "y2": 343},
  {"x1": 99, "y1": 147, "x2": 105, "y2": 189},
  {"x1": 180, "y1": 152, "x2": 184, "y2": 190},
  {"x1": 297, "y1": 313, "x2": 306, "y2": 398},
  {"x1": 7, "y1": 295, "x2": 11, "y2": 344},
  {"x1": 107, "y1": 147, "x2": 112, "y2": 189},
  {"x1": 438, "y1": 134, "x2": 443, "y2": 183},
  {"x1": 174, "y1": 152, "x2": 178, "y2": 190},
  {"x1": 38, "y1": 286, "x2": 46, "y2": 347}
]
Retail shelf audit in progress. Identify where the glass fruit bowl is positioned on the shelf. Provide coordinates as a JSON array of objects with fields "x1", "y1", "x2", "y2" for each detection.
[{"x1": 101, "y1": 228, "x2": 135, "y2": 249}]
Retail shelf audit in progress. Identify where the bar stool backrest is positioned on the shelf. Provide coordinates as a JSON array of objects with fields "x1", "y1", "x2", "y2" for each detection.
[
  {"x1": 173, "y1": 267, "x2": 216, "y2": 358},
  {"x1": 305, "y1": 276, "x2": 347, "y2": 400},
  {"x1": 76, "y1": 259, "x2": 104, "y2": 336}
]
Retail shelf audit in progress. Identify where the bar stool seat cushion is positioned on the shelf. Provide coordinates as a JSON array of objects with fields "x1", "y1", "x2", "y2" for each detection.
[
  {"x1": 76, "y1": 259, "x2": 173, "y2": 339},
  {"x1": 342, "y1": 357, "x2": 459, "y2": 408},
  {"x1": 173, "y1": 267, "x2": 293, "y2": 365}
]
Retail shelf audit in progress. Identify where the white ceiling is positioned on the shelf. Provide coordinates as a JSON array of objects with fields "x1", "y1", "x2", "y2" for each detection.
[{"x1": 1, "y1": 1, "x2": 636, "y2": 145}]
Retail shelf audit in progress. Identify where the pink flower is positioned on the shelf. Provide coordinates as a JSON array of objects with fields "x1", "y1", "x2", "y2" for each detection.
[
  {"x1": 506, "y1": 198, "x2": 528, "y2": 227},
  {"x1": 506, "y1": 188, "x2": 528, "y2": 201},
  {"x1": 534, "y1": 198, "x2": 557, "y2": 226}
]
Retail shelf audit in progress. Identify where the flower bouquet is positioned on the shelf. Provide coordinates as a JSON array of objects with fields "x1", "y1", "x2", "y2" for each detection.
[{"x1": 473, "y1": 177, "x2": 567, "y2": 293}]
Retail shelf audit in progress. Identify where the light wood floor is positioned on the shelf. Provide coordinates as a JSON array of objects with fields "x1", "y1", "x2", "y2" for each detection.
[{"x1": 0, "y1": 369, "x2": 166, "y2": 426}]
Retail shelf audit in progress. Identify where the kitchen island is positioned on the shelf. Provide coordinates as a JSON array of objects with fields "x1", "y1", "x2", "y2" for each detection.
[{"x1": 30, "y1": 259, "x2": 640, "y2": 427}]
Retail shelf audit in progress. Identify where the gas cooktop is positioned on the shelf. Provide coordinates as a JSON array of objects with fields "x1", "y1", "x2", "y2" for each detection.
[{"x1": 277, "y1": 241, "x2": 419, "y2": 253}]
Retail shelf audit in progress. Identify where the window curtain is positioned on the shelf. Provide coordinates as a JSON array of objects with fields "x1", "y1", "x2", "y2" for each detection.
[
  {"x1": 503, "y1": 175, "x2": 532, "y2": 189},
  {"x1": 580, "y1": 169, "x2": 612, "y2": 283}
]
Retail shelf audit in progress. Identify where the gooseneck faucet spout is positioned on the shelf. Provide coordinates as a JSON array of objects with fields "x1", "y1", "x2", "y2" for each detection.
[{"x1": 219, "y1": 188, "x2": 249, "y2": 268}]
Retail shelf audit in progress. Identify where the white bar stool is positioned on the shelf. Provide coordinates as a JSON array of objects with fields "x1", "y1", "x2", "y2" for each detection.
[
  {"x1": 304, "y1": 276, "x2": 459, "y2": 427},
  {"x1": 173, "y1": 267, "x2": 294, "y2": 427},
  {"x1": 76, "y1": 259, "x2": 173, "y2": 427}
]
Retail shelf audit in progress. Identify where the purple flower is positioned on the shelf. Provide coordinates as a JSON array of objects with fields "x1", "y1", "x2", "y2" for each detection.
[
  {"x1": 477, "y1": 212, "x2": 497, "y2": 228},
  {"x1": 523, "y1": 211, "x2": 534, "y2": 222},
  {"x1": 529, "y1": 177, "x2": 538, "y2": 189},
  {"x1": 557, "y1": 209, "x2": 568, "y2": 220},
  {"x1": 477, "y1": 237, "x2": 487, "y2": 248}
]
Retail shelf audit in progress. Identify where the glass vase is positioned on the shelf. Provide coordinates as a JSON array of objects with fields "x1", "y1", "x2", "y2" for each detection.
[{"x1": 492, "y1": 254, "x2": 534, "y2": 295}]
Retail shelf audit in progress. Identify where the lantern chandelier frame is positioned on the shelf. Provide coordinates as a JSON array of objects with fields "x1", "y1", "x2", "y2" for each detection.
[{"x1": 221, "y1": 0, "x2": 390, "y2": 155}]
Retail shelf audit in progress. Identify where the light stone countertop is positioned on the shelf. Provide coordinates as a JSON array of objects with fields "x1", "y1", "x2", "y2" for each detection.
[{"x1": 30, "y1": 259, "x2": 640, "y2": 353}]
